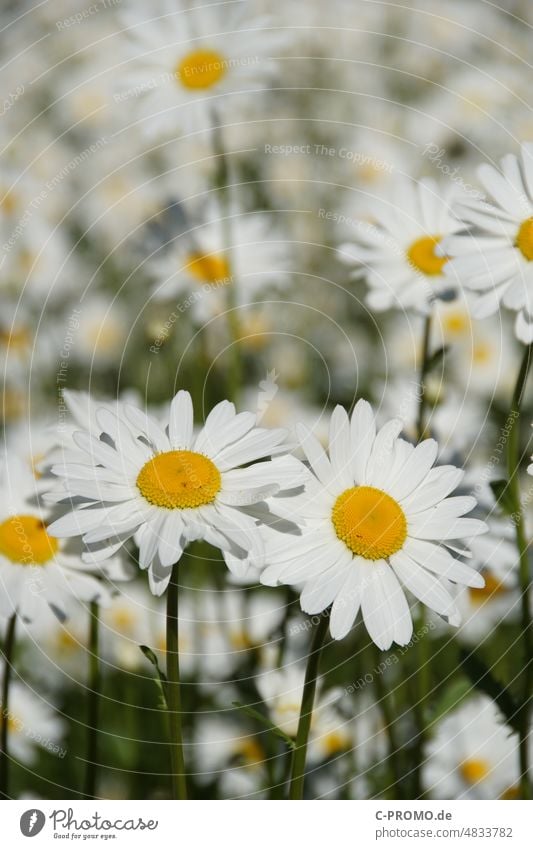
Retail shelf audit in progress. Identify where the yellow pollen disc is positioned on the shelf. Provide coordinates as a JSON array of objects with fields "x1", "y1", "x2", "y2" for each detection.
[
  {"x1": 185, "y1": 251, "x2": 231, "y2": 285},
  {"x1": 460, "y1": 758, "x2": 490, "y2": 784},
  {"x1": 500, "y1": 785, "x2": 520, "y2": 800},
  {"x1": 468, "y1": 571, "x2": 507, "y2": 605},
  {"x1": 323, "y1": 730, "x2": 349, "y2": 757},
  {"x1": 443, "y1": 312, "x2": 470, "y2": 336},
  {"x1": 332, "y1": 486, "x2": 407, "y2": 560},
  {"x1": 0, "y1": 514, "x2": 58, "y2": 565},
  {"x1": 235, "y1": 738, "x2": 264, "y2": 766},
  {"x1": 176, "y1": 49, "x2": 227, "y2": 90},
  {"x1": 516, "y1": 217, "x2": 533, "y2": 260},
  {"x1": 407, "y1": 235, "x2": 448, "y2": 275},
  {"x1": 0, "y1": 327, "x2": 31, "y2": 352},
  {"x1": 136, "y1": 450, "x2": 221, "y2": 509}
]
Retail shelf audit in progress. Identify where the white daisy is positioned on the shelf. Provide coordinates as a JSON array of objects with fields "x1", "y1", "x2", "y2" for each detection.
[
  {"x1": 444, "y1": 143, "x2": 533, "y2": 343},
  {"x1": 149, "y1": 204, "x2": 290, "y2": 321},
  {"x1": 0, "y1": 458, "x2": 109, "y2": 624},
  {"x1": 46, "y1": 390, "x2": 304, "y2": 595},
  {"x1": 338, "y1": 177, "x2": 461, "y2": 313},
  {"x1": 257, "y1": 666, "x2": 351, "y2": 764},
  {"x1": 117, "y1": 1, "x2": 286, "y2": 138},
  {"x1": 423, "y1": 695, "x2": 520, "y2": 800},
  {"x1": 0, "y1": 678, "x2": 65, "y2": 766},
  {"x1": 261, "y1": 400, "x2": 487, "y2": 649}
]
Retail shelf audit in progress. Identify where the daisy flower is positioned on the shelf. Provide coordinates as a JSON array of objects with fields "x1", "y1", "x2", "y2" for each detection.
[
  {"x1": 0, "y1": 458, "x2": 109, "y2": 624},
  {"x1": 261, "y1": 400, "x2": 487, "y2": 649},
  {"x1": 444, "y1": 143, "x2": 533, "y2": 342},
  {"x1": 423, "y1": 695, "x2": 520, "y2": 800},
  {"x1": 0, "y1": 677, "x2": 65, "y2": 766},
  {"x1": 257, "y1": 666, "x2": 351, "y2": 764},
  {"x1": 338, "y1": 177, "x2": 461, "y2": 314},
  {"x1": 117, "y1": 1, "x2": 286, "y2": 138},
  {"x1": 149, "y1": 204, "x2": 290, "y2": 321},
  {"x1": 46, "y1": 390, "x2": 303, "y2": 595}
]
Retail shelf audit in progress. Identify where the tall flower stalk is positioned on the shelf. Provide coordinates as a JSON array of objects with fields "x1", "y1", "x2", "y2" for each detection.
[
  {"x1": 166, "y1": 562, "x2": 187, "y2": 800},
  {"x1": 0, "y1": 613, "x2": 16, "y2": 800},
  {"x1": 505, "y1": 342, "x2": 533, "y2": 800},
  {"x1": 84, "y1": 602, "x2": 101, "y2": 798},
  {"x1": 411, "y1": 312, "x2": 433, "y2": 796},
  {"x1": 288, "y1": 614, "x2": 329, "y2": 799},
  {"x1": 211, "y1": 115, "x2": 243, "y2": 404}
]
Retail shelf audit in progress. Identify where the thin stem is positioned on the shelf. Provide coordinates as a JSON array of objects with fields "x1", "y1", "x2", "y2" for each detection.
[
  {"x1": 416, "y1": 313, "x2": 433, "y2": 440},
  {"x1": 0, "y1": 613, "x2": 17, "y2": 800},
  {"x1": 371, "y1": 644, "x2": 403, "y2": 798},
  {"x1": 288, "y1": 614, "x2": 329, "y2": 800},
  {"x1": 166, "y1": 562, "x2": 187, "y2": 800},
  {"x1": 505, "y1": 342, "x2": 533, "y2": 800},
  {"x1": 411, "y1": 312, "x2": 433, "y2": 797},
  {"x1": 84, "y1": 602, "x2": 100, "y2": 798},
  {"x1": 211, "y1": 116, "x2": 242, "y2": 404}
]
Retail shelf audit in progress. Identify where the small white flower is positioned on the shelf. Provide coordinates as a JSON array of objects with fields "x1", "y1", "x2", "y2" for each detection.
[
  {"x1": 444, "y1": 143, "x2": 533, "y2": 343},
  {"x1": 257, "y1": 666, "x2": 351, "y2": 763},
  {"x1": 261, "y1": 400, "x2": 487, "y2": 649},
  {"x1": 149, "y1": 204, "x2": 290, "y2": 321},
  {"x1": 0, "y1": 458, "x2": 109, "y2": 624},
  {"x1": 47, "y1": 390, "x2": 304, "y2": 595},
  {"x1": 338, "y1": 177, "x2": 461, "y2": 313},
  {"x1": 0, "y1": 678, "x2": 65, "y2": 766},
  {"x1": 423, "y1": 696, "x2": 520, "y2": 800},
  {"x1": 117, "y1": 2, "x2": 286, "y2": 138}
]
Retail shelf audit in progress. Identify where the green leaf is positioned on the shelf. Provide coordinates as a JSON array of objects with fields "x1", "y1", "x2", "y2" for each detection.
[
  {"x1": 489, "y1": 480, "x2": 516, "y2": 517},
  {"x1": 232, "y1": 701, "x2": 296, "y2": 749},
  {"x1": 139, "y1": 645, "x2": 168, "y2": 709},
  {"x1": 459, "y1": 648, "x2": 521, "y2": 732}
]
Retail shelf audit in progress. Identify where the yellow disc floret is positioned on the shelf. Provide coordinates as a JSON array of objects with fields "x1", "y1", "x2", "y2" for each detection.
[
  {"x1": 0, "y1": 514, "x2": 59, "y2": 565},
  {"x1": 332, "y1": 486, "x2": 407, "y2": 560},
  {"x1": 407, "y1": 235, "x2": 447, "y2": 275},
  {"x1": 136, "y1": 450, "x2": 221, "y2": 509},
  {"x1": 176, "y1": 49, "x2": 227, "y2": 90},
  {"x1": 185, "y1": 251, "x2": 231, "y2": 285},
  {"x1": 516, "y1": 217, "x2": 533, "y2": 260},
  {"x1": 460, "y1": 758, "x2": 490, "y2": 784}
]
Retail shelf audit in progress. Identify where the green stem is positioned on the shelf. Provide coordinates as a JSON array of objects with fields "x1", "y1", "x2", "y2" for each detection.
[
  {"x1": 505, "y1": 342, "x2": 533, "y2": 800},
  {"x1": 166, "y1": 562, "x2": 187, "y2": 800},
  {"x1": 211, "y1": 116, "x2": 242, "y2": 405},
  {"x1": 411, "y1": 312, "x2": 433, "y2": 797},
  {"x1": 371, "y1": 644, "x2": 403, "y2": 798},
  {"x1": 416, "y1": 313, "x2": 433, "y2": 440},
  {"x1": 84, "y1": 602, "x2": 100, "y2": 798},
  {"x1": 288, "y1": 614, "x2": 329, "y2": 799},
  {"x1": 0, "y1": 613, "x2": 17, "y2": 800}
]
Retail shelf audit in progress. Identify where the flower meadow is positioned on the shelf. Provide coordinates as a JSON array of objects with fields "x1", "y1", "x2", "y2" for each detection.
[{"x1": 0, "y1": 0, "x2": 532, "y2": 803}]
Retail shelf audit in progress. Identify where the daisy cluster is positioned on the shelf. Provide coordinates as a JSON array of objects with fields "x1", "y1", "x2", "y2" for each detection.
[{"x1": 0, "y1": 0, "x2": 532, "y2": 802}]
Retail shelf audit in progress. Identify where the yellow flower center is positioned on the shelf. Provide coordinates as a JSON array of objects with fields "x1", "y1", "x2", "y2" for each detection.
[
  {"x1": 460, "y1": 758, "x2": 490, "y2": 784},
  {"x1": 185, "y1": 251, "x2": 231, "y2": 285},
  {"x1": 442, "y1": 312, "x2": 470, "y2": 337},
  {"x1": 0, "y1": 327, "x2": 31, "y2": 352},
  {"x1": 176, "y1": 49, "x2": 227, "y2": 90},
  {"x1": 0, "y1": 514, "x2": 59, "y2": 565},
  {"x1": 468, "y1": 571, "x2": 508, "y2": 605},
  {"x1": 136, "y1": 450, "x2": 221, "y2": 509},
  {"x1": 332, "y1": 486, "x2": 407, "y2": 560},
  {"x1": 407, "y1": 235, "x2": 447, "y2": 275},
  {"x1": 322, "y1": 730, "x2": 349, "y2": 757},
  {"x1": 516, "y1": 217, "x2": 533, "y2": 260},
  {"x1": 235, "y1": 738, "x2": 265, "y2": 767}
]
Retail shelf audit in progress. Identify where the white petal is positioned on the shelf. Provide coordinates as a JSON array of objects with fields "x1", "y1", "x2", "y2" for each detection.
[{"x1": 168, "y1": 390, "x2": 194, "y2": 449}]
